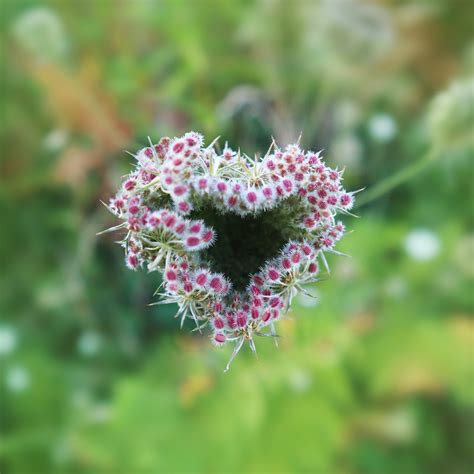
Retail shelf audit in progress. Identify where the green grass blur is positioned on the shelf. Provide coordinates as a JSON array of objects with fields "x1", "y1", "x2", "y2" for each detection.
[{"x1": 1, "y1": 0, "x2": 473, "y2": 473}]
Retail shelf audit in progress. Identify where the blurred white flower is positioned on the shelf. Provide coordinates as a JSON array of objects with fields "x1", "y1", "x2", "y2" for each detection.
[
  {"x1": 428, "y1": 78, "x2": 474, "y2": 156},
  {"x1": 288, "y1": 369, "x2": 312, "y2": 393},
  {"x1": 71, "y1": 390, "x2": 112, "y2": 423},
  {"x1": 383, "y1": 276, "x2": 408, "y2": 298},
  {"x1": 319, "y1": 0, "x2": 395, "y2": 62},
  {"x1": 368, "y1": 113, "x2": 398, "y2": 143},
  {"x1": 335, "y1": 258, "x2": 359, "y2": 280},
  {"x1": 334, "y1": 100, "x2": 361, "y2": 130},
  {"x1": 380, "y1": 407, "x2": 417, "y2": 443},
  {"x1": 90, "y1": 403, "x2": 112, "y2": 423},
  {"x1": 35, "y1": 285, "x2": 64, "y2": 309},
  {"x1": 404, "y1": 229, "x2": 441, "y2": 261},
  {"x1": 331, "y1": 134, "x2": 363, "y2": 168},
  {"x1": 43, "y1": 129, "x2": 69, "y2": 152},
  {"x1": 0, "y1": 326, "x2": 17, "y2": 356},
  {"x1": 362, "y1": 406, "x2": 417, "y2": 443},
  {"x1": 77, "y1": 331, "x2": 102, "y2": 357},
  {"x1": 11, "y1": 7, "x2": 68, "y2": 63},
  {"x1": 5, "y1": 366, "x2": 30, "y2": 392}
]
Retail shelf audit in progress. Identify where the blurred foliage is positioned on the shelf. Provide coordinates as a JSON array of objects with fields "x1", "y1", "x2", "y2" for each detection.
[{"x1": 1, "y1": 0, "x2": 473, "y2": 473}]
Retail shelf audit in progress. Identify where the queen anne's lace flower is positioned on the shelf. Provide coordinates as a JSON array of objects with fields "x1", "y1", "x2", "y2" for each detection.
[{"x1": 104, "y1": 132, "x2": 356, "y2": 371}]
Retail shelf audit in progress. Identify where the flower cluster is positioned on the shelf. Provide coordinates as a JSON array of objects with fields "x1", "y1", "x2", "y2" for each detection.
[{"x1": 105, "y1": 132, "x2": 355, "y2": 370}]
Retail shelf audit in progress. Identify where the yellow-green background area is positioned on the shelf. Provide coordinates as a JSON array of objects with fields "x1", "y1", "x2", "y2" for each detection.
[{"x1": 1, "y1": 1, "x2": 473, "y2": 473}]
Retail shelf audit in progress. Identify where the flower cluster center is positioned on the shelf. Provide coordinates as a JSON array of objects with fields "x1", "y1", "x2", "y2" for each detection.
[{"x1": 191, "y1": 198, "x2": 305, "y2": 291}]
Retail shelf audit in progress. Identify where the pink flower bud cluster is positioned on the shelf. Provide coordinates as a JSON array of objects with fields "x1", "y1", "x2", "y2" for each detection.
[
  {"x1": 105, "y1": 132, "x2": 355, "y2": 370},
  {"x1": 109, "y1": 194, "x2": 216, "y2": 272}
]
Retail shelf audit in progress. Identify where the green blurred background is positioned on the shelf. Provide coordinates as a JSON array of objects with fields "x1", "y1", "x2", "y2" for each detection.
[{"x1": 1, "y1": 0, "x2": 473, "y2": 472}]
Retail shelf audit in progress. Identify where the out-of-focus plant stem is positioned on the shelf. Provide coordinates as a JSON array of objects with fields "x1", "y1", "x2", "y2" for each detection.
[{"x1": 355, "y1": 151, "x2": 436, "y2": 209}]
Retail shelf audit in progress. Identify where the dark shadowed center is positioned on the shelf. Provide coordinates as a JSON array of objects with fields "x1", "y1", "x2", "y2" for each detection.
[{"x1": 190, "y1": 197, "x2": 305, "y2": 291}]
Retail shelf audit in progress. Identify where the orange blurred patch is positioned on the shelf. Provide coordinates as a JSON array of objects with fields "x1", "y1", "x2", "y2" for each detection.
[
  {"x1": 393, "y1": 365, "x2": 443, "y2": 397},
  {"x1": 450, "y1": 316, "x2": 474, "y2": 345},
  {"x1": 179, "y1": 373, "x2": 214, "y2": 408},
  {"x1": 32, "y1": 63, "x2": 131, "y2": 186},
  {"x1": 347, "y1": 312, "x2": 376, "y2": 334}
]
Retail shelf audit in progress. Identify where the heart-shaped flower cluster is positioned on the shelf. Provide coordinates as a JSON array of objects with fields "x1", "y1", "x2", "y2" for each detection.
[{"x1": 105, "y1": 132, "x2": 355, "y2": 370}]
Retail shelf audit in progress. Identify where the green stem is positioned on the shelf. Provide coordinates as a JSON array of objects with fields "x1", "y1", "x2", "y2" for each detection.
[{"x1": 355, "y1": 152, "x2": 435, "y2": 209}]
